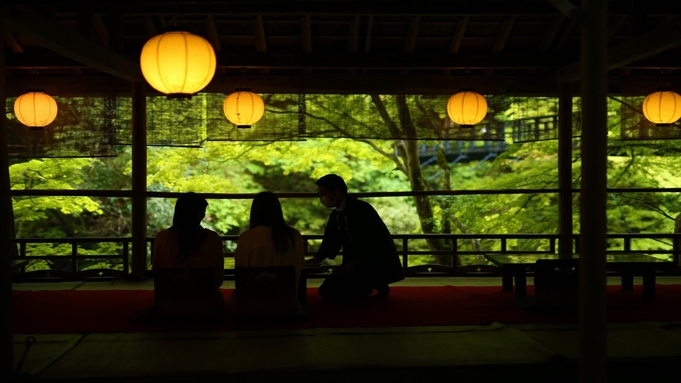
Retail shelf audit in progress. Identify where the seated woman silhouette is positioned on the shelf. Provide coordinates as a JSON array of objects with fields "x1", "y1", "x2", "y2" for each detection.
[
  {"x1": 151, "y1": 192, "x2": 225, "y2": 321},
  {"x1": 233, "y1": 191, "x2": 305, "y2": 318}
]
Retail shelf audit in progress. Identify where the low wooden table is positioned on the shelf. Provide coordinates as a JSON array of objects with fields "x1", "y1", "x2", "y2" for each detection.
[{"x1": 484, "y1": 253, "x2": 672, "y2": 300}]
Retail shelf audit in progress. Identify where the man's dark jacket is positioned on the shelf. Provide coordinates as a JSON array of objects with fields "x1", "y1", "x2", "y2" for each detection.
[{"x1": 316, "y1": 197, "x2": 404, "y2": 284}]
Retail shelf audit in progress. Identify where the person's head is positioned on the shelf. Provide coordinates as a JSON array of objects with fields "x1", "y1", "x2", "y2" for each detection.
[
  {"x1": 249, "y1": 191, "x2": 286, "y2": 229},
  {"x1": 315, "y1": 174, "x2": 347, "y2": 209},
  {"x1": 172, "y1": 192, "x2": 208, "y2": 229},
  {"x1": 249, "y1": 191, "x2": 295, "y2": 254}
]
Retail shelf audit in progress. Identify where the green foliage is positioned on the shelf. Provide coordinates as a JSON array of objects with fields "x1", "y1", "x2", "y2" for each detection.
[{"x1": 10, "y1": 96, "x2": 681, "y2": 273}]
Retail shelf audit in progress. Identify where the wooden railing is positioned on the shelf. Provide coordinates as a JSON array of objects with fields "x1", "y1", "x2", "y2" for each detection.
[{"x1": 10, "y1": 233, "x2": 681, "y2": 281}]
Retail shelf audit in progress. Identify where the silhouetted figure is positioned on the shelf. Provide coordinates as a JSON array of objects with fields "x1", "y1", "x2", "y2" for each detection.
[
  {"x1": 306, "y1": 174, "x2": 404, "y2": 301},
  {"x1": 233, "y1": 192, "x2": 305, "y2": 318},
  {"x1": 145, "y1": 192, "x2": 225, "y2": 322}
]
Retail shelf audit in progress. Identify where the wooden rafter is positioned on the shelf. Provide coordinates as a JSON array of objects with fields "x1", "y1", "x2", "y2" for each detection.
[
  {"x1": 254, "y1": 15, "x2": 267, "y2": 53},
  {"x1": 492, "y1": 15, "x2": 516, "y2": 54},
  {"x1": 348, "y1": 15, "x2": 360, "y2": 54},
  {"x1": 143, "y1": 15, "x2": 156, "y2": 37},
  {"x1": 347, "y1": 15, "x2": 360, "y2": 75},
  {"x1": 364, "y1": 15, "x2": 373, "y2": 54},
  {"x1": 485, "y1": 15, "x2": 516, "y2": 75},
  {"x1": 1, "y1": 28, "x2": 23, "y2": 53},
  {"x1": 539, "y1": 16, "x2": 564, "y2": 52},
  {"x1": 94, "y1": 13, "x2": 109, "y2": 49},
  {"x1": 563, "y1": 16, "x2": 681, "y2": 81},
  {"x1": 302, "y1": 15, "x2": 312, "y2": 54},
  {"x1": 2, "y1": 5, "x2": 142, "y2": 81},
  {"x1": 404, "y1": 16, "x2": 420, "y2": 53},
  {"x1": 544, "y1": 0, "x2": 582, "y2": 23},
  {"x1": 206, "y1": 15, "x2": 222, "y2": 53},
  {"x1": 443, "y1": 15, "x2": 468, "y2": 75}
]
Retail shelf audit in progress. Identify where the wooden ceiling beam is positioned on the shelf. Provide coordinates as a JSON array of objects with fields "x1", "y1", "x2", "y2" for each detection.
[
  {"x1": 301, "y1": 15, "x2": 312, "y2": 53},
  {"x1": 94, "y1": 13, "x2": 109, "y2": 49},
  {"x1": 404, "y1": 16, "x2": 420, "y2": 54},
  {"x1": 347, "y1": 15, "x2": 360, "y2": 75},
  {"x1": 544, "y1": 0, "x2": 583, "y2": 24},
  {"x1": 443, "y1": 15, "x2": 468, "y2": 75},
  {"x1": 143, "y1": 14, "x2": 157, "y2": 37},
  {"x1": 253, "y1": 14, "x2": 269, "y2": 75},
  {"x1": 538, "y1": 16, "x2": 564, "y2": 52},
  {"x1": 206, "y1": 15, "x2": 222, "y2": 53},
  {"x1": 1, "y1": 28, "x2": 23, "y2": 53},
  {"x1": 562, "y1": 16, "x2": 681, "y2": 81},
  {"x1": 7, "y1": 72, "x2": 673, "y2": 96},
  {"x1": 3, "y1": 5, "x2": 143, "y2": 81}
]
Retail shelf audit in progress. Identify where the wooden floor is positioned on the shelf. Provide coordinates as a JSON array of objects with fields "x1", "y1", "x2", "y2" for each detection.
[{"x1": 12, "y1": 277, "x2": 681, "y2": 383}]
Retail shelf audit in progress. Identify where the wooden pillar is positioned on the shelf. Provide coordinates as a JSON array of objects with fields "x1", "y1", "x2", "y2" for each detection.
[
  {"x1": 558, "y1": 81, "x2": 574, "y2": 258},
  {"x1": 0, "y1": 20, "x2": 14, "y2": 381},
  {"x1": 579, "y1": 0, "x2": 608, "y2": 382},
  {"x1": 131, "y1": 81, "x2": 147, "y2": 279}
]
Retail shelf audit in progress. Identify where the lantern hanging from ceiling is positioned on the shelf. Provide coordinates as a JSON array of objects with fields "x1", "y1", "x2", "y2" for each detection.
[
  {"x1": 223, "y1": 89, "x2": 265, "y2": 128},
  {"x1": 140, "y1": 31, "x2": 216, "y2": 99},
  {"x1": 14, "y1": 90, "x2": 58, "y2": 129},
  {"x1": 446, "y1": 90, "x2": 488, "y2": 127},
  {"x1": 642, "y1": 90, "x2": 681, "y2": 126}
]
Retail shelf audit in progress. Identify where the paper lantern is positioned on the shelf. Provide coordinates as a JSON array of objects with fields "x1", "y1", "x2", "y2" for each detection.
[
  {"x1": 643, "y1": 90, "x2": 681, "y2": 126},
  {"x1": 446, "y1": 90, "x2": 488, "y2": 127},
  {"x1": 140, "y1": 31, "x2": 216, "y2": 99},
  {"x1": 223, "y1": 90, "x2": 265, "y2": 128},
  {"x1": 14, "y1": 91, "x2": 58, "y2": 129}
]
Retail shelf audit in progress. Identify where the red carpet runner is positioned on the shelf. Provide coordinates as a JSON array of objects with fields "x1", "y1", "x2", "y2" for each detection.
[{"x1": 12, "y1": 285, "x2": 681, "y2": 334}]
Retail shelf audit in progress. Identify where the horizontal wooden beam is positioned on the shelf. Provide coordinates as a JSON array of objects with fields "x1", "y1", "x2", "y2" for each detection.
[
  {"x1": 7, "y1": 71, "x2": 677, "y2": 97},
  {"x1": 562, "y1": 16, "x2": 681, "y2": 81},
  {"x1": 2, "y1": 5, "x2": 143, "y2": 81}
]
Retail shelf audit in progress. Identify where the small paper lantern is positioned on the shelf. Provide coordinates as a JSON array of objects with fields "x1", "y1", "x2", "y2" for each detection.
[
  {"x1": 446, "y1": 90, "x2": 488, "y2": 127},
  {"x1": 223, "y1": 90, "x2": 265, "y2": 128},
  {"x1": 14, "y1": 91, "x2": 58, "y2": 129},
  {"x1": 140, "y1": 31, "x2": 216, "y2": 99},
  {"x1": 642, "y1": 90, "x2": 681, "y2": 126}
]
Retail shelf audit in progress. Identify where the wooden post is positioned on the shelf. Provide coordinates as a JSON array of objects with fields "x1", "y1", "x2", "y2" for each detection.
[
  {"x1": 0, "y1": 18, "x2": 14, "y2": 380},
  {"x1": 558, "y1": 81, "x2": 574, "y2": 258},
  {"x1": 579, "y1": 0, "x2": 608, "y2": 382},
  {"x1": 131, "y1": 81, "x2": 147, "y2": 279}
]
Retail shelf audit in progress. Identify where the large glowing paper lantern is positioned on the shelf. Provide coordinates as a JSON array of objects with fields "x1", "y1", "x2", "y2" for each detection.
[
  {"x1": 446, "y1": 90, "x2": 488, "y2": 127},
  {"x1": 140, "y1": 31, "x2": 216, "y2": 99},
  {"x1": 14, "y1": 91, "x2": 58, "y2": 129},
  {"x1": 223, "y1": 90, "x2": 265, "y2": 128},
  {"x1": 642, "y1": 90, "x2": 681, "y2": 126}
]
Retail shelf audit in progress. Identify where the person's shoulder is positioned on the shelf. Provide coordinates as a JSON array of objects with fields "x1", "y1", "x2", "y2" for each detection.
[
  {"x1": 289, "y1": 227, "x2": 302, "y2": 237},
  {"x1": 155, "y1": 228, "x2": 174, "y2": 239},
  {"x1": 204, "y1": 229, "x2": 222, "y2": 241}
]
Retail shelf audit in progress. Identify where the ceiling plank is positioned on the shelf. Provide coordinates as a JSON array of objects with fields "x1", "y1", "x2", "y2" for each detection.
[
  {"x1": 562, "y1": 16, "x2": 681, "y2": 81},
  {"x1": 206, "y1": 15, "x2": 222, "y2": 53},
  {"x1": 3, "y1": 5, "x2": 142, "y2": 81}
]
